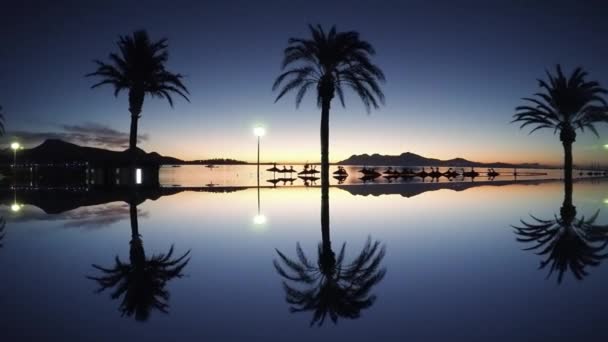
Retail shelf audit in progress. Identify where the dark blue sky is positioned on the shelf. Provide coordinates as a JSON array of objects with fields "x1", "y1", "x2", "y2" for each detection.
[{"x1": 2, "y1": 0, "x2": 608, "y2": 164}]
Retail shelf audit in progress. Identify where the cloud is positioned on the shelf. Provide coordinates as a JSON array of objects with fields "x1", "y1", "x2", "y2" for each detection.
[
  {"x1": 3, "y1": 122, "x2": 148, "y2": 150},
  {"x1": 1, "y1": 202, "x2": 149, "y2": 229}
]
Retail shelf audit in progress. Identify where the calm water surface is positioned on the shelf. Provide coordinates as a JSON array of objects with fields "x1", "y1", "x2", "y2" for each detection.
[{"x1": 1, "y1": 176, "x2": 608, "y2": 341}]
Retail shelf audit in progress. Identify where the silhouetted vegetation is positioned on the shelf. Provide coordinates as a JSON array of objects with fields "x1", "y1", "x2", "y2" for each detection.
[
  {"x1": 88, "y1": 202, "x2": 190, "y2": 321},
  {"x1": 273, "y1": 25, "x2": 385, "y2": 183},
  {"x1": 0, "y1": 217, "x2": 5, "y2": 248},
  {"x1": 513, "y1": 65, "x2": 608, "y2": 180},
  {"x1": 87, "y1": 30, "x2": 190, "y2": 184},
  {"x1": 513, "y1": 180, "x2": 608, "y2": 283},
  {"x1": 273, "y1": 179, "x2": 386, "y2": 325}
]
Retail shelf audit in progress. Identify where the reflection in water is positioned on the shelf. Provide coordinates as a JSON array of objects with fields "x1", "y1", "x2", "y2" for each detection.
[
  {"x1": 0, "y1": 217, "x2": 5, "y2": 248},
  {"x1": 274, "y1": 175, "x2": 386, "y2": 326},
  {"x1": 88, "y1": 200, "x2": 190, "y2": 321},
  {"x1": 513, "y1": 179, "x2": 608, "y2": 283}
]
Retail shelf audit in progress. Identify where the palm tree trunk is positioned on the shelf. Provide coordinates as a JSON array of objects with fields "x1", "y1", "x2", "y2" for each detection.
[
  {"x1": 129, "y1": 202, "x2": 139, "y2": 238},
  {"x1": 321, "y1": 175, "x2": 330, "y2": 252},
  {"x1": 320, "y1": 97, "x2": 331, "y2": 254},
  {"x1": 563, "y1": 140, "x2": 573, "y2": 185},
  {"x1": 320, "y1": 99, "x2": 330, "y2": 185},
  {"x1": 128, "y1": 89, "x2": 144, "y2": 186}
]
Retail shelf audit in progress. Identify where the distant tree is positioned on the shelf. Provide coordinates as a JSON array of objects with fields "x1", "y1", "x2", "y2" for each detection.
[
  {"x1": 273, "y1": 25, "x2": 385, "y2": 184},
  {"x1": 87, "y1": 30, "x2": 189, "y2": 184},
  {"x1": 513, "y1": 65, "x2": 608, "y2": 181},
  {"x1": 88, "y1": 202, "x2": 190, "y2": 321}
]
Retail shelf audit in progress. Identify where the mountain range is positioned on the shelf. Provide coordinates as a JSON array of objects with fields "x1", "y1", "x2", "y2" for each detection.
[
  {"x1": 338, "y1": 152, "x2": 549, "y2": 169},
  {"x1": 0, "y1": 139, "x2": 183, "y2": 166}
]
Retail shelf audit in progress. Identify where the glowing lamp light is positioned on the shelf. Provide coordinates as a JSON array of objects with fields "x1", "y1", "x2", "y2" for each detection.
[
  {"x1": 253, "y1": 214, "x2": 267, "y2": 225},
  {"x1": 10, "y1": 142, "x2": 21, "y2": 151},
  {"x1": 11, "y1": 203, "x2": 22, "y2": 212},
  {"x1": 604, "y1": 144, "x2": 608, "y2": 150},
  {"x1": 604, "y1": 198, "x2": 608, "y2": 205},
  {"x1": 253, "y1": 126, "x2": 266, "y2": 137}
]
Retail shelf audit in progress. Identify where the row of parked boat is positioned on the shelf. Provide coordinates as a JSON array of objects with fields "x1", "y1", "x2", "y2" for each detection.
[
  {"x1": 357, "y1": 166, "x2": 500, "y2": 179},
  {"x1": 268, "y1": 164, "x2": 502, "y2": 180}
]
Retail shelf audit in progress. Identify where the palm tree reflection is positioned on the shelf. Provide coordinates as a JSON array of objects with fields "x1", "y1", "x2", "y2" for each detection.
[
  {"x1": 513, "y1": 179, "x2": 608, "y2": 283},
  {"x1": 88, "y1": 201, "x2": 190, "y2": 321},
  {"x1": 0, "y1": 217, "x2": 5, "y2": 248},
  {"x1": 274, "y1": 179, "x2": 386, "y2": 326}
]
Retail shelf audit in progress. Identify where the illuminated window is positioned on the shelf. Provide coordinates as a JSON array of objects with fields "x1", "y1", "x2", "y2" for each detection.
[{"x1": 136, "y1": 168, "x2": 142, "y2": 184}]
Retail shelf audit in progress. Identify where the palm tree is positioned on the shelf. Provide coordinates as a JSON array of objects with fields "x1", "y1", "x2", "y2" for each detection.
[
  {"x1": 513, "y1": 65, "x2": 608, "y2": 182},
  {"x1": 86, "y1": 30, "x2": 189, "y2": 183},
  {"x1": 88, "y1": 201, "x2": 190, "y2": 321},
  {"x1": 0, "y1": 217, "x2": 5, "y2": 248},
  {"x1": 273, "y1": 178, "x2": 386, "y2": 326},
  {"x1": 512, "y1": 180, "x2": 608, "y2": 283},
  {"x1": 273, "y1": 25, "x2": 385, "y2": 184},
  {"x1": 0, "y1": 105, "x2": 5, "y2": 136}
]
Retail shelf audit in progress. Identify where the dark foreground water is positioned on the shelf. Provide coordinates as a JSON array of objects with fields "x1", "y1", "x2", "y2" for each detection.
[{"x1": 1, "y1": 177, "x2": 608, "y2": 341}]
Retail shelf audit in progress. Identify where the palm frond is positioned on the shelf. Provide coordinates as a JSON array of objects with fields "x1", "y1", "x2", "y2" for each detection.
[
  {"x1": 273, "y1": 24, "x2": 385, "y2": 113},
  {"x1": 513, "y1": 64, "x2": 608, "y2": 135}
]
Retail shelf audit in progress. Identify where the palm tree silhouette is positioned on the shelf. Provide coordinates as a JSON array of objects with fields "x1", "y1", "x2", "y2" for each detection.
[
  {"x1": 86, "y1": 30, "x2": 190, "y2": 183},
  {"x1": 512, "y1": 65, "x2": 608, "y2": 181},
  {"x1": 512, "y1": 179, "x2": 608, "y2": 283},
  {"x1": 273, "y1": 178, "x2": 386, "y2": 326},
  {"x1": 273, "y1": 25, "x2": 385, "y2": 185},
  {"x1": 88, "y1": 201, "x2": 190, "y2": 321},
  {"x1": 0, "y1": 217, "x2": 5, "y2": 248}
]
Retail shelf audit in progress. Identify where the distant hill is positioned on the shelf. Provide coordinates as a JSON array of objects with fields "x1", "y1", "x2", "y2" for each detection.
[
  {"x1": 0, "y1": 139, "x2": 183, "y2": 166},
  {"x1": 0, "y1": 139, "x2": 247, "y2": 166},
  {"x1": 338, "y1": 152, "x2": 548, "y2": 169}
]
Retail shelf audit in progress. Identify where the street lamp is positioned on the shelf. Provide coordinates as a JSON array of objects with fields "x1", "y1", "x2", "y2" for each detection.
[
  {"x1": 254, "y1": 126, "x2": 265, "y2": 181},
  {"x1": 11, "y1": 142, "x2": 20, "y2": 168},
  {"x1": 253, "y1": 125, "x2": 266, "y2": 229}
]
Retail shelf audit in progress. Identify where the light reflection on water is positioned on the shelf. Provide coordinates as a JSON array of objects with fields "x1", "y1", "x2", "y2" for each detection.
[{"x1": 0, "y1": 179, "x2": 607, "y2": 340}]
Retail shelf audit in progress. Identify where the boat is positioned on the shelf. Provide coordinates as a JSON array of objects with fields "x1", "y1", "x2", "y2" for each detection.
[
  {"x1": 462, "y1": 167, "x2": 479, "y2": 178},
  {"x1": 267, "y1": 163, "x2": 281, "y2": 172},
  {"x1": 333, "y1": 175, "x2": 347, "y2": 184},
  {"x1": 487, "y1": 168, "x2": 500, "y2": 177},
  {"x1": 443, "y1": 168, "x2": 459, "y2": 178},
  {"x1": 358, "y1": 167, "x2": 381, "y2": 177},
  {"x1": 277, "y1": 165, "x2": 292, "y2": 174},
  {"x1": 383, "y1": 167, "x2": 399, "y2": 175},
  {"x1": 429, "y1": 167, "x2": 443, "y2": 178},
  {"x1": 267, "y1": 179, "x2": 281, "y2": 186},
  {"x1": 298, "y1": 175, "x2": 320, "y2": 182},
  {"x1": 360, "y1": 174, "x2": 380, "y2": 183},
  {"x1": 333, "y1": 166, "x2": 348, "y2": 176},
  {"x1": 205, "y1": 164, "x2": 217, "y2": 169},
  {"x1": 171, "y1": 165, "x2": 181, "y2": 168},
  {"x1": 298, "y1": 164, "x2": 315, "y2": 175},
  {"x1": 278, "y1": 177, "x2": 296, "y2": 185},
  {"x1": 415, "y1": 167, "x2": 429, "y2": 178}
]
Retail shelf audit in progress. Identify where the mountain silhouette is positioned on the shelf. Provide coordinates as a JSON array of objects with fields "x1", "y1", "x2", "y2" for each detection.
[
  {"x1": 1, "y1": 139, "x2": 181, "y2": 166},
  {"x1": 338, "y1": 152, "x2": 544, "y2": 168}
]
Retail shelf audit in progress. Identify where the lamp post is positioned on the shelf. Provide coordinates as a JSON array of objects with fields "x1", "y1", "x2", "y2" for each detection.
[
  {"x1": 10, "y1": 142, "x2": 20, "y2": 168},
  {"x1": 254, "y1": 126, "x2": 265, "y2": 181},
  {"x1": 253, "y1": 126, "x2": 266, "y2": 226}
]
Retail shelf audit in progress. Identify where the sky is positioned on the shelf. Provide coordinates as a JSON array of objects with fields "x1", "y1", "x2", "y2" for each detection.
[{"x1": 2, "y1": 0, "x2": 608, "y2": 166}]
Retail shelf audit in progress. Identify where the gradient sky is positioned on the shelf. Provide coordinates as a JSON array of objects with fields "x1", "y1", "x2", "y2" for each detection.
[{"x1": 2, "y1": 0, "x2": 608, "y2": 165}]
